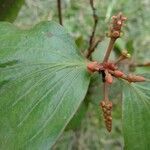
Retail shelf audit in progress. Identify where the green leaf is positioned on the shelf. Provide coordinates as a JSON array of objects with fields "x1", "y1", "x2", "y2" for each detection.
[
  {"x1": 126, "y1": 39, "x2": 134, "y2": 55},
  {"x1": 65, "y1": 101, "x2": 88, "y2": 130},
  {"x1": 0, "y1": 21, "x2": 91, "y2": 149},
  {"x1": 105, "y1": 0, "x2": 117, "y2": 22},
  {"x1": 114, "y1": 38, "x2": 126, "y2": 55},
  {"x1": 122, "y1": 77, "x2": 150, "y2": 150},
  {"x1": 136, "y1": 67, "x2": 150, "y2": 74},
  {"x1": 0, "y1": 0, "x2": 24, "y2": 22},
  {"x1": 75, "y1": 36, "x2": 84, "y2": 49}
]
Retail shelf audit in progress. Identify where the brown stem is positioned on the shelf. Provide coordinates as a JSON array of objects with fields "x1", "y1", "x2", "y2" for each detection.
[
  {"x1": 103, "y1": 82, "x2": 109, "y2": 101},
  {"x1": 86, "y1": 37, "x2": 102, "y2": 58},
  {"x1": 57, "y1": 0, "x2": 63, "y2": 25},
  {"x1": 86, "y1": 0, "x2": 99, "y2": 59},
  {"x1": 114, "y1": 55, "x2": 125, "y2": 65},
  {"x1": 103, "y1": 38, "x2": 116, "y2": 62},
  {"x1": 130, "y1": 62, "x2": 150, "y2": 67}
]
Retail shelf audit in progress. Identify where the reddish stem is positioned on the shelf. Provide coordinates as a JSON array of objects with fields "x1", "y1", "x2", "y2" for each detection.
[
  {"x1": 103, "y1": 38, "x2": 116, "y2": 63},
  {"x1": 103, "y1": 82, "x2": 109, "y2": 101}
]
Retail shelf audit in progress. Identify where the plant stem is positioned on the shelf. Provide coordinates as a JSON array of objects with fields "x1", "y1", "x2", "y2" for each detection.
[
  {"x1": 57, "y1": 0, "x2": 63, "y2": 25},
  {"x1": 114, "y1": 55, "x2": 125, "y2": 65},
  {"x1": 86, "y1": 0, "x2": 100, "y2": 59},
  {"x1": 130, "y1": 62, "x2": 150, "y2": 67},
  {"x1": 103, "y1": 82, "x2": 109, "y2": 101},
  {"x1": 103, "y1": 38, "x2": 116, "y2": 62},
  {"x1": 86, "y1": 37, "x2": 102, "y2": 58}
]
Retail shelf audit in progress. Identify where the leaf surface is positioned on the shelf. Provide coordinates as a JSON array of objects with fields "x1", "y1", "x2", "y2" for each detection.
[
  {"x1": 0, "y1": 21, "x2": 90, "y2": 149},
  {"x1": 122, "y1": 76, "x2": 150, "y2": 150}
]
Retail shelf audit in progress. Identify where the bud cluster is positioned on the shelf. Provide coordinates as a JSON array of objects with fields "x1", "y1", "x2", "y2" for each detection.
[
  {"x1": 108, "y1": 12, "x2": 127, "y2": 38},
  {"x1": 100, "y1": 100, "x2": 113, "y2": 132}
]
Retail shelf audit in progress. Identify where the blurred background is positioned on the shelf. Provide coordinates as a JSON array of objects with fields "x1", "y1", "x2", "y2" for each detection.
[{"x1": 1, "y1": 0, "x2": 150, "y2": 149}]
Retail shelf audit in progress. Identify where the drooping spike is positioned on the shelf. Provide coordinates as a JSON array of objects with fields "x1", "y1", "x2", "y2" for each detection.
[{"x1": 100, "y1": 100, "x2": 113, "y2": 132}]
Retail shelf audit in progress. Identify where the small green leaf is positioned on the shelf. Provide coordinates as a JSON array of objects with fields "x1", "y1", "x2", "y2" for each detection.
[
  {"x1": 126, "y1": 39, "x2": 134, "y2": 55},
  {"x1": 114, "y1": 38, "x2": 126, "y2": 55},
  {"x1": 0, "y1": 21, "x2": 91, "y2": 149},
  {"x1": 122, "y1": 77, "x2": 150, "y2": 150}
]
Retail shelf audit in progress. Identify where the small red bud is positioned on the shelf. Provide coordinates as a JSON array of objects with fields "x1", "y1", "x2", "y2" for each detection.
[
  {"x1": 106, "y1": 103, "x2": 113, "y2": 110},
  {"x1": 122, "y1": 16, "x2": 127, "y2": 21},
  {"x1": 105, "y1": 73, "x2": 113, "y2": 84},
  {"x1": 112, "y1": 31, "x2": 120, "y2": 38},
  {"x1": 87, "y1": 61, "x2": 100, "y2": 73},
  {"x1": 114, "y1": 70, "x2": 124, "y2": 77},
  {"x1": 107, "y1": 116, "x2": 112, "y2": 121},
  {"x1": 112, "y1": 16, "x2": 117, "y2": 19},
  {"x1": 100, "y1": 101, "x2": 105, "y2": 107},
  {"x1": 128, "y1": 75, "x2": 146, "y2": 82},
  {"x1": 117, "y1": 20, "x2": 122, "y2": 25}
]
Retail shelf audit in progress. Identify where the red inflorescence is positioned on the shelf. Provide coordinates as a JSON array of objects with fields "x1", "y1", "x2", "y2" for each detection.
[{"x1": 109, "y1": 12, "x2": 127, "y2": 38}]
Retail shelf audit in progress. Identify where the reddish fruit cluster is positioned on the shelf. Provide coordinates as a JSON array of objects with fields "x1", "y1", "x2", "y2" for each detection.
[
  {"x1": 86, "y1": 12, "x2": 146, "y2": 133},
  {"x1": 113, "y1": 70, "x2": 124, "y2": 77},
  {"x1": 100, "y1": 100, "x2": 113, "y2": 132}
]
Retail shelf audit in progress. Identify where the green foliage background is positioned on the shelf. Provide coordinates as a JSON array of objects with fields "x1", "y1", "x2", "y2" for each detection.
[
  {"x1": 1, "y1": 0, "x2": 150, "y2": 149},
  {"x1": 0, "y1": 0, "x2": 24, "y2": 22}
]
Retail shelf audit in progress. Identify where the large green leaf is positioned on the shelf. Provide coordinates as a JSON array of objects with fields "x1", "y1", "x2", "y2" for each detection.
[
  {"x1": 0, "y1": 21, "x2": 91, "y2": 149},
  {"x1": 65, "y1": 101, "x2": 88, "y2": 130},
  {"x1": 0, "y1": 0, "x2": 24, "y2": 22},
  {"x1": 122, "y1": 77, "x2": 150, "y2": 150}
]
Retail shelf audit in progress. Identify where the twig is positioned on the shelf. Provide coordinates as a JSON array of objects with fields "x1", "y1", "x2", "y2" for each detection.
[
  {"x1": 86, "y1": 37, "x2": 102, "y2": 58},
  {"x1": 130, "y1": 62, "x2": 150, "y2": 67},
  {"x1": 57, "y1": 0, "x2": 63, "y2": 25},
  {"x1": 103, "y1": 82, "x2": 109, "y2": 101},
  {"x1": 86, "y1": 0, "x2": 99, "y2": 59},
  {"x1": 103, "y1": 38, "x2": 116, "y2": 63},
  {"x1": 89, "y1": 0, "x2": 98, "y2": 46},
  {"x1": 114, "y1": 50, "x2": 130, "y2": 65}
]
